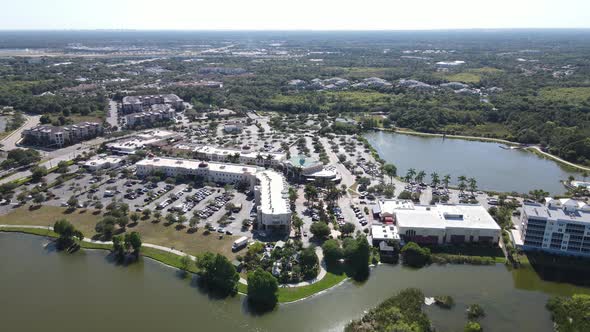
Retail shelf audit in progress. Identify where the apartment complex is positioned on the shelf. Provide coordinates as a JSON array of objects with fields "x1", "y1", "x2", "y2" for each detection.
[
  {"x1": 135, "y1": 157, "x2": 291, "y2": 232},
  {"x1": 121, "y1": 94, "x2": 184, "y2": 114},
  {"x1": 373, "y1": 199, "x2": 501, "y2": 245},
  {"x1": 520, "y1": 198, "x2": 590, "y2": 256},
  {"x1": 125, "y1": 104, "x2": 176, "y2": 127},
  {"x1": 22, "y1": 122, "x2": 103, "y2": 148}
]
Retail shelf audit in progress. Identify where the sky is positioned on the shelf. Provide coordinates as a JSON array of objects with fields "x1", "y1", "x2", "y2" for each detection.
[{"x1": 0, "y1": 0, "x2": 589, "y2": 30}]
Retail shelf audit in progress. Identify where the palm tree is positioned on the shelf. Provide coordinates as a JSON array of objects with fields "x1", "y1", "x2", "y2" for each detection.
[
  {"x1": 415, "y1": 170, "x2": 426, "y2": 184},
  {"x1": 304, "y1": 183, "x2": 318, "y2": 205},
  {"x1": 443, "y1": 174, "x2": 451, "y2": 188},
  {"x1": 292, "y1": 215, "x2": 304, "y2": 235},
  {"x1": 468, "y1": 178, "x2": 478, "y2": 194},
  {"x1": 457, "y1": 175, "x2": 467, "y2": 192},
  {"x1": 430, "y1": 172, "x2": 440, "y2": 187},
  {"x1": 405, "y1": 168, "x2": 416, "y2": 183},
  {"x1": 383, "y1": 163, "x2": 397, "y2": 184}
]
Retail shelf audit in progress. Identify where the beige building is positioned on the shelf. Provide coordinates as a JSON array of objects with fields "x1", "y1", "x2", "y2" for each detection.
[{"x1": 22, "y1": 122, "x2": 103, "y2": 148}]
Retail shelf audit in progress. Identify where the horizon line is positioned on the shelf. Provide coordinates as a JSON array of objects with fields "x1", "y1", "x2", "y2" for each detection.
[{"x1": 1, "y1": 27, "x2": 590, "y2": 32}]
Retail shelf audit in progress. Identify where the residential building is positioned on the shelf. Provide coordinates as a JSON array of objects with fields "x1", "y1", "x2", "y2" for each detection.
[
  {"x1": 125, "y1": 104, "x2": 176, "y2": 127},
  {"x1": 373, "y1": 199, "x2": 500, "y2": 245},
  {"x1": 22, "y1": 122, "x2": 103, "y2": 148},
  {"x1": 121, "y1": 94, "x2": 184, "y2": 114},
  {"x1": 135, "y1": 157, "x2": 291, "y2": 233},
  {"x1": 520, "y1": 198, "x2": 590, "y2": 256}
]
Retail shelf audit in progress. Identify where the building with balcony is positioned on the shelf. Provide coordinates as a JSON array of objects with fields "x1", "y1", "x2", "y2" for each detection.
[{"x1": 520, "y1": 198, "x2": 590, "y2": 256}]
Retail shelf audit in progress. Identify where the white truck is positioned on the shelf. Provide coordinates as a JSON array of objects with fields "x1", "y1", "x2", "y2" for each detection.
[{"x1": 232, "y1": 236, "x2": 248, "y2": 252}]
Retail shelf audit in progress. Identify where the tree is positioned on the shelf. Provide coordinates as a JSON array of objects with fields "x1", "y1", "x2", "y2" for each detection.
[
  {"x1": 405, "y1": 168, "x2": 416, "y2": 182},
  {"x1": 124, "y1": 232, "x2": 142, "y2": 256},
  {"x1": 322, "y1": 239, "x2": 343, "y2": 267},
  {"x1": 112, "y1": 235, "x2": 125, "y2": 260},
  {"x1": 118, "y1": 215, "x2": 129, "y2": 230},
  {"x1": 53, "y1": 219, "x2": 84, "y2": 251},
  {"x1": 67, "y1": 196, "x2": 79, "y2": 208},
  {"x1": 340, "y1": 222, "x2": 356, "y2": 237},
  {"x1": 343, "y1": 235, "x2": 371, "y2": 280},
  {"x1": 142, "y1": 208, "x2": 152, "y2": 219},
  {"x1": 196, "y1": 252, "x2": 239, "y2": 296},
  {"x1": 299, "y1": 247, "x2": 319, "y2": 279},
  {"x1": 415, "y1": 170, "x2": 426, "y2": 184},
  {"x1": 130, "y1": 212, "x2": 140, "y2": 224},
  {"x1": 180, "y1": 255, "x2": 193, "y2": 275},
  {"x1": 165, "y1": 212, "x2": 176, "y2": 225},
  {"x1": 31, "y1": 166, "x2": 48, "y2": 182},
  {"x1": 401, "y1": 242, "x2": 431, "y2": 268},
  {"x1": 310, "y1": 221, "x2": 330, "y2": 239},
  {"x1": 247, "y1": 268, "x2": 278, "y2": 311},
  {"x1": 95, "y1": 216, "x2": 117, "y2": 238},
  {"x1": 464, "y1": 321, "x2": 483, "y2": 332},
  {"x1": 56, "y1": 161, "x2": 69, "y2": 174},
  {"x1": 468, "y1": 178, "x2": 478, "y2": 194},
  {"x1": 382, "y1": 163, "x2": 397, "y2": 184},
  {"x1": 529, "y1": 189, "x2": 549, "y2": 202},
  {"x1": 431, "y1": 172, "x2": 440, "y2": 187},
  {"x1": 292, "y1": 215, "x2": 304, "y2": 235},
  {"x1": 32, "y1": 192, "x2": 45, "y2": 205},
  {"x1": 443, "y1": 174, "x2": 451, "y2": 188},
  {"x1": 304, "y1": 183, "x2": 318, "y2": 205},
  {"x1": 153, "y1": 211, "x2": 162, "y2": 222},
  {"x1": 94, "y1": 201, "x2": 103, "y2": 211},
  {"x1": 458, "y1": 175, "x2": 467, "y2": 192}
]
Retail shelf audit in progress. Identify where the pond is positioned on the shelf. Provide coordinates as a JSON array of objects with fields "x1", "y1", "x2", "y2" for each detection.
[
  {"x1": 2, "y1": 233, "x2": 588, "y2": 332},
  {"x1": 364, "y1": 131, "x2": 580, "y2": 195}
]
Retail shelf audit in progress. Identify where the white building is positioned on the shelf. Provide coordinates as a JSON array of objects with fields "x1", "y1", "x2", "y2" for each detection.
[
  {"x1": 193, "y1": 145, "x2": 286, "y2": 167},
  {"x1": 82, "y1": 156, "x2": 124, "y2": 171},
  {"x1": 520, "y1": 198, "x2": 590, "y2": 256},
  {"x1": 374, "y1": 200, "x2": 500, "y2": 245},
  {"x1": 255, "y1": 170, "x2": 291, "y2": 233},
  {"x1": 135, "y1": 157, "x2": 291, "y2": 233},
  {"x1": 107, "y1": 130, "x2": 179, "y2": 154}
]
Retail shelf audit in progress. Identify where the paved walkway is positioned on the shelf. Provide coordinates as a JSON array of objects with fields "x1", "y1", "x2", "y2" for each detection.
[
  {"x1": 0, "y1": 224, "x2": 197, "y2": 259},
  {"x1": 528, "y1": 146, "x2": 590, "y2": 172},
  {"x1": 1, "y1": 224, "x2": 329, "y2": 288}
]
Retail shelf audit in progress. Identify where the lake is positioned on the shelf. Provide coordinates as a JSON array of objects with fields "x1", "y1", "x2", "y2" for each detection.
[
  {"x1": 364, "y1": 131, "x2": 580, "y2": 195},
  {"x1": 2, "y1": 233, "x2": 589, "y2": 332}
]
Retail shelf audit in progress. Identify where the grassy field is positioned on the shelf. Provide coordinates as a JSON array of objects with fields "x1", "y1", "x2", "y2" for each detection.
[
  {"x1": 0, "y1": 205, "x2": 237, "y2": 259},
  {"x1": 437, "y1": 67, "x2": 503, "y2": 83},
  {"x1": 539, "y1": 87, "x2": 590, "y2": 104}
]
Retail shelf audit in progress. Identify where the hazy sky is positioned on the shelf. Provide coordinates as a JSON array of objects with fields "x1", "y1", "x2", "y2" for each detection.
[{"x1": 1, "y1": 0, "x2": 589, "y2": 30}]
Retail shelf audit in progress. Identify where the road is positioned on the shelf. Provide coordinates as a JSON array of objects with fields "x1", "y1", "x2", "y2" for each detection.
[
  {"x1": 0, "y1": 137, "x2": 106, "y2": 185},
  {"x1": 0, "y1": 114, "x2": 40, "y2": 151}
]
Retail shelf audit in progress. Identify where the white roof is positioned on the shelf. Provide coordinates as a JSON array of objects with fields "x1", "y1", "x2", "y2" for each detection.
[
  {"x1": 256, "y1": 170, "x2": 290, "y2": 215},
  {"x1": 378, "y1": 199, "x2": 415, "y2": 215},
  {"x1": 371, "y1": 224, "x2": 400, "y2": 241},
  {"x1": 83, "y1": 156, "x2": 123, "y2": 167},
  {"x1": 194, "y1": 145, "x2": 286, "y2": 162},
  {"x1": 136, "y1": 157, "x2": 258, "y2": 175},
  {"x1": 396, "y1": 204, "x2": 500, "y2": 231}
]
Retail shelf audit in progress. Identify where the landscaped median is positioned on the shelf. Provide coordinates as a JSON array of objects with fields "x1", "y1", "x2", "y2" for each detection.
[{"x1": 0, "y1": 225, "x2": 346, "y2": 303}]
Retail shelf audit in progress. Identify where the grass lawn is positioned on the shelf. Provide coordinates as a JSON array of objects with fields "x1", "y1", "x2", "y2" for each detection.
[
  {"x1": 237, "y1": 270, "x2": 347, "y2": 303},
  {"x1": 437, "y1": 67, "x2": 503, "y2": 83},
  {"x1": 0, "y1": 205, "x2": 237, "y2": 259}
]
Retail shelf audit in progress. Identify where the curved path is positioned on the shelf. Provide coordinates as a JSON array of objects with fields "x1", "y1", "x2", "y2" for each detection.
[
  {"x1": 0, "y1": 224, "x2": 329, "y2": 288},
  {"x1": 527, "y1": 146, "x2": 590, "y2": 172}
]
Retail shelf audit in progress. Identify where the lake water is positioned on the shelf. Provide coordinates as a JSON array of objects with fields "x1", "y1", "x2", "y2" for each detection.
[
  {"x1": 364, "y1": 131, "x2": 580, "y2": 195},
  {"x1": 2, "y1": 233, "x2": 588, "y2": 332}
]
